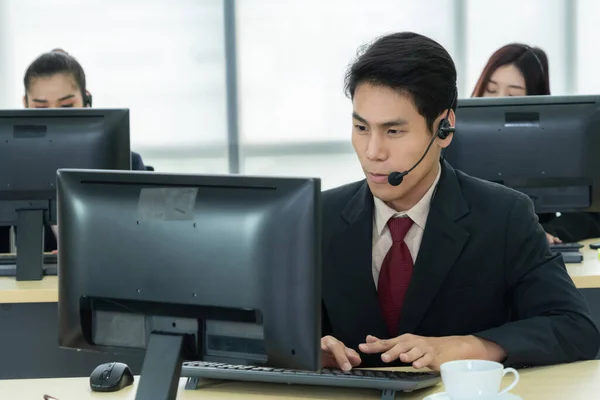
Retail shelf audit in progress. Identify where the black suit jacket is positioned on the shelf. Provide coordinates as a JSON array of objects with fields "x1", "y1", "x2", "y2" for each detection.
[
  {"x1": 321, "y1": 160, "x2": 600, "y2": 367},
  {"x1": 0, "y1": 151, "x2": 147, "y2": 253}
]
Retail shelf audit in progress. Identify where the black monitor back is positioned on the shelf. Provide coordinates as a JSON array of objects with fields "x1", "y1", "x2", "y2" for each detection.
[
  {"x1": 446, "y1": 95, "x2": 600, "y2": 213},
  {"x1": 0, "y1": 108, "x2": 130, "y2": 225},
  {"x1": 57, "y1": 169, "x2": 321, "y2": 372}
]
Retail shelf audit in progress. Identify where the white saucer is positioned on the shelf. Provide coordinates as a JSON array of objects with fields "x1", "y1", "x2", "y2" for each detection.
[{"x1": 423, "y1": 392, "x2": 523, "y2": 400}]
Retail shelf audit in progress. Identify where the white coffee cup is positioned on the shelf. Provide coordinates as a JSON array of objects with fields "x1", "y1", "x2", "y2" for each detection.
[{"x1": 440, "y1": 360, "x2": 519, "y2": 399}]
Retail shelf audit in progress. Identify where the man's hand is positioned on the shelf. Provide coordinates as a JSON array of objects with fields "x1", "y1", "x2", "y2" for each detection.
[
  {"x1": 358, "y1": 334, "x2": 506, "y2": 371},
  {"x1": 546, "y1": 232, "x2": 561, "y2": 244},
  {"x1": 321, "y1": 335, "x2": 362, "y2": 371}
]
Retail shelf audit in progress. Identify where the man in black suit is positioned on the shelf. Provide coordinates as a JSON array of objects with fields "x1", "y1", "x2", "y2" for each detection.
[{"x1": 320, "y1": 32, "x2": 600, "y2": 372}]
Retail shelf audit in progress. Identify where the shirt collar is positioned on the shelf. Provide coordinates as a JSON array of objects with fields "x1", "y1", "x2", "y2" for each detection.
[{"x1": 373, "y1": 164, "x2": 441, "y2": 235}]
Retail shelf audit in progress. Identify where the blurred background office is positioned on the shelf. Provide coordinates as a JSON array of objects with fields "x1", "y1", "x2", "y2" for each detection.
[{"x1": 0, "y1": 0, "x2": 598, "y2": 189}]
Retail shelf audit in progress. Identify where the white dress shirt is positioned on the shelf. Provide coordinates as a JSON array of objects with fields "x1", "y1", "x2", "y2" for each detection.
[{"x1": 371, "y1": 166, "x2": 441, "y2": 288}]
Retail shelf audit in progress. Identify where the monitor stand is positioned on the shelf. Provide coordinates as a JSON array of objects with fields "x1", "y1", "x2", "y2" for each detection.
[
  {"x1": 15, "y1": 209, "x2": 44, "y2": 281},
  {"x1": 135, "y1": 333, "x2": 186, "y2": 400}
]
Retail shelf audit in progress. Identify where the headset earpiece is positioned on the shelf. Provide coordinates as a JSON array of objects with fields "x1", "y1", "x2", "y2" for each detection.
[
  {"x1": 437, "y1": 118, "x2": 455, "y2": 140},
  {"x1": 84, "y1": 92, "x2": 93, "y2": 107},
  {"x1": 436, "y1": 89, "x2": 457, "y2": 140}
]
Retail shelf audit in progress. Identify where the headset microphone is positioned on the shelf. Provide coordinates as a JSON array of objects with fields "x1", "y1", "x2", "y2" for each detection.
[
  {"x1": 387, "y1": 170, "x2": 408, "y2": 187},
  {"x1": 387, "y1": 95, "x2": 456, "y2": 187}
]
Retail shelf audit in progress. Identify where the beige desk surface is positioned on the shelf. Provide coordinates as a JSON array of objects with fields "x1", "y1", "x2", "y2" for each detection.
[
  {"x1": 0, "y1": 361, "x2": 598, "y2": 399},
  {"x1": 2, "y1": 238, "x2": 600, "y2": 304},
  {"x1": 566, "y1": 238, "x2": 600, "y2": 289},
  {"x1": 0, "y1": 275, "x2": 58, "y2": 303}
]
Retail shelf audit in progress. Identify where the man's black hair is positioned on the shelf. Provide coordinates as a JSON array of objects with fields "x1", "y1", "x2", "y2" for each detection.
[
  {"x1": 24, "y1": 49, "x2": 87, "y2": 99},
  {"x1": 344, "y1": 32, "x2": 457, "y2": 133}
]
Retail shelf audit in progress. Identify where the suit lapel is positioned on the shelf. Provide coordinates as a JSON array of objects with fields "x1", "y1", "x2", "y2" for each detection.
[
  {"x1": 398, "y1": 161, "x2": 470, "y2": 335},
  {"x1": 327, "y1": 182, "x2": 388, "y2": 342}
]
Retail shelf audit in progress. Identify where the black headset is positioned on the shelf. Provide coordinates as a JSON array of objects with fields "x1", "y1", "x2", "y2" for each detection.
[
  {"x1": 436, "y1": 89, "x2": 457, "y2": 140},
  {"x1": 436, "y1": 116, "x2": 454, "y2": 140},
  {"x1": 387, "y1": 89, "x2": 457, "y2": 186},
  {"x1": 521, "y1": 45, "x2": 545, "y2": 76},
  {"x1": 83, "y1": 92, "x2": 93, "y2": 107}
]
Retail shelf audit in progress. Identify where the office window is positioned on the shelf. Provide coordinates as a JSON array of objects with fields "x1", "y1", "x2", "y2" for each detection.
[
  {"x1": 236, "y1": 0, "x2": 456, "y2": 189},
  {"x1": 0, "y1": 0, "x2": 228, "y2": 173},
  {"x1": 464, "y1": 0, "x2": 567, "y2": 97},
  {"x1": 575, "y1": 0, "x2": 600, "y2": 94}
]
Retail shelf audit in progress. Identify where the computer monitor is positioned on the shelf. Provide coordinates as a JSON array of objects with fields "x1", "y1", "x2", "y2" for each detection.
[
  {"x1": 56, "y1": 169, "x2": 321, "y2": 400},
  {"x1": 0, "y1": 109, "x2": 130, "y2": 281},
  {"x1": 445, "y1": 95, "x2": 600, "y2": 213}
]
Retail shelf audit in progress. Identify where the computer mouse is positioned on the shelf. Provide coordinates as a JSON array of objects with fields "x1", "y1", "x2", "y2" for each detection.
[{"x1": 90, "y1": 362, "x2": 134, "y2": 392}]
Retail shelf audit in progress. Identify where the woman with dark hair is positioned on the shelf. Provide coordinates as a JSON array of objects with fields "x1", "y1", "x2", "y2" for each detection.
[
  {"x1": 472, "y1": 43, "x2": 550, "y2": 98},
  {"x1": 471, "y1": 44, "x2": 600, "y2": 245},
  {"x1": 22, "y1": 48, "x2": 147, "y2": 169},
  {"x1": 0, "y1": 49, "x2": 148, "y2": 253}
]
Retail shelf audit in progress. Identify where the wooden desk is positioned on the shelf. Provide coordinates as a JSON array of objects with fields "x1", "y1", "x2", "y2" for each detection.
[
  {"x1": 1, "y1": 361, "x2": 598, "y2": 399},
  {"x1": 0, "y1": 276, "x2": 58, "y2": 303},
  {"x1": 0, "y1": 277, "x2": 143, "y2": 380},
  {"x1": 1, "y1": 239, "x2": 599, "y2": 379},
  {"x1": 567, "y1": 238, "x2": 600, "y2": 289},
  {"x1": 0, "y1": 238, "x2": 599, "y2": 304}
]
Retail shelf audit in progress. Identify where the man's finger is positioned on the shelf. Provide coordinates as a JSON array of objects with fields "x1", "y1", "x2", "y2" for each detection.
[
  {"x1": 345, "y1": 347, "x2": 362, "y2": 367},
  {"x1": 413, "y1": 352, "x2": 435, "y2": 369},
  {"x1": 321, "y1": 352, "x2": 338, "y2": 368},
  {"x1": 412, "y1": 353, "x2": 435, "y2": 369},
  {"x1": 398, "y1": 345, "x2": 425, "y2": 363},
  {"x1": 321, "y1": 336, "x2": 338, "y2": 348},
  {"x1": 366, "y1": 335, "x2": 380, "y2": 343},
  {"x1": 323, "y1": 337, "x2": 352, "y2": 371},
  {"x1": 545, "y1": 232, "x2": 561, "y2": 244},
  {"x1": 360, "y1": 333, "x2": 418, "y2": 353},
  {"x1": 381, "y1": 342, "x2": 417, "y2": 362},
  {"x1": 359, "y1": 338, "x2": 394, "y2": 354}
]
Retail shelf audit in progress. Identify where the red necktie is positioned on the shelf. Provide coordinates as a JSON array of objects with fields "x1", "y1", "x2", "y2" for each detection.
[{"x1": 378, "y1": 217, "x2": 414, "y2": 337}]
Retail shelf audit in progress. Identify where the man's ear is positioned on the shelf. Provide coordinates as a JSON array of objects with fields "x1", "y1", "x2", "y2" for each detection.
[
  {"x1": 22, "y1": 95, "x2": 28, "y2": 108},
  {"x1": 439, "y1": 131, "x2": 454, "y2": 149},
  {"x1": 447, "y1": 109, "x2": 456, "y2": 128}
]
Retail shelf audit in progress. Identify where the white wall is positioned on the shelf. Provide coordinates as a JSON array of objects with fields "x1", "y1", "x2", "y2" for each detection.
[
  {"x1": 0, "y1": 0, "x2": 588, "y2": 189},
  {"x1": 1, "y1": 0, "x2": 229, "y2": 173}
]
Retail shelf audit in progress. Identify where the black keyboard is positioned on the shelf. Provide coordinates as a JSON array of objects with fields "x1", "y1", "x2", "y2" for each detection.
[
  {"x1": 0, "y1": 253, "x2": 58, "y2": 276},
  {"x1": 0, "y1": 253, "x2": 57, "y2": 265},
  {"x1": 549, "y1": 242, "x2": 583, "y2": 252},
  {"x1": 561, "y1": 251, "x2": 584, "y2": 264},
  {"x1": 181, "y1": 361, "x2": 441, "y2": 399}
]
